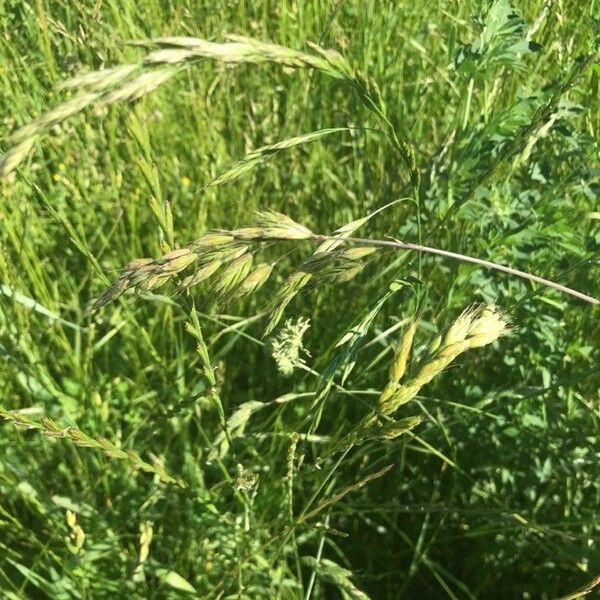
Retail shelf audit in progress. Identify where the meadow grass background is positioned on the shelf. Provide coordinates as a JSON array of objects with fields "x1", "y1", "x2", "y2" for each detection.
[{"x1": 0, "y1": 0, "x2": 599, "y2": 598}]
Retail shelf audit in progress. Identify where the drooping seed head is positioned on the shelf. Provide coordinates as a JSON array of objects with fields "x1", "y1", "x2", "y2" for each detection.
[{"x1": 378, "y1": 306, "x2": 510, "y2": 416}]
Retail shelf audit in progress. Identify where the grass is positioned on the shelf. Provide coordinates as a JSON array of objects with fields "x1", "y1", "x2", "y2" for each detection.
[{"x1": 0, "y1": 0, "x2": 599, "y2": 598}]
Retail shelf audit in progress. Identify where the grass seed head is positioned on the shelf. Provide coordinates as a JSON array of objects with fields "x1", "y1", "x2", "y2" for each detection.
[
  {"x1": 57, "y1": 64, "x2": 139, "y2": 92},
  {"x1": 191, "y1": 233, "x2": 235, "y2": 248},
  {"x1": 213, "y1": 253, "x2": 253, "y2": 296},
  {"x1": 256, "y1": 210, "x2": 313, "y2": 239},
  {"x1": 342, "y1": 246, "x2": 377, "y2": 260},
  {"x1": 389, "y1": 320, "x2": 418, "y2": 384},
  {"x1": 444, "y1": 308, "x2": 475, "y2": 346},
  {"x1": 467, "y1": 306, "x2": 510, "y2": 347},
  {"x1": 237, "y1": 262, "x2": 274, "y2": 295},
  {"x1": 181, "y1": 260, "x2": 222, "y2": 289},
  {"x1": 158, "y1": 248, "x2": 197, "y2": 272},
  {"x1": 379, "y1": 306, "x2": 509, "y2": 415}
]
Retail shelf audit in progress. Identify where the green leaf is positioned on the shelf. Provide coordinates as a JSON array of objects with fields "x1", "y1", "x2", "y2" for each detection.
[{"x1": 155, "y1": 568, "x2": 198, "y2": 594}]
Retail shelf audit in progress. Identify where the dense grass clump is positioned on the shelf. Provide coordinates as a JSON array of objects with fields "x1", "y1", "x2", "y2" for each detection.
[{"x1": 1, "y1": 1, "x2": 598, "y2": 598}]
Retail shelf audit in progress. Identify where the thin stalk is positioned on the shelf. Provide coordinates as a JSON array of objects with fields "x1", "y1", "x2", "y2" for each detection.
[
  {"x1": 304, "y1": 513, "x2": 330, "y2": 600},
  {"x1": 311, "y1": 234, "x2": 599, "y2": 306}
]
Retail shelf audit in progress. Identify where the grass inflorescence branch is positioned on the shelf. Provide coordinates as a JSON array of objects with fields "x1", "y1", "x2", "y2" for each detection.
[
  {"x1": 0, "y1": 408, "x2": 184, "y2": 487},
  {"x1": 89, "y1": 210, "x2": 599, "y2": 325},
  {"x1": 0, "y1": 35, "x2": 416, "y2": 184}
]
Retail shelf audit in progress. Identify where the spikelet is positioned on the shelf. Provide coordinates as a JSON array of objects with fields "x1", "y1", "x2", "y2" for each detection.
[
  {"x1": 157, "y1": 248, "x2": 197, "y2": 272},
  {"x1": 255, "y1": 210, "x2": 313, "y2": 240},
  {"x1": 212, "y1": 254, "x2": 253, "y2": 297},
  {"x1": 57, "y1": 64, "x2": 139, "y2": 92},
  {"x1": 231, "y1": 263, "x2": 274, "y2": 299},
  {"x1": 229, "y1": 227, "x2": 264, "y2": 240},
  {"x1": 180, "y1": 261, "x2": 222, "y2": 290},
  {"x1": 389, "y1": 320, "x2": 418, "y2": 383},
  {"x1": 379, "y1": 320, "x2": 419, "y2": 404},
  {"x1": 190, "y1": 233, "x2": 235, "y2": 248},
  {"x1": 341, "y1": 246, "x2": 377, "y2": 260},
  {"x1": 332, "y1": 263, "x2": 364, "y2": 283}
]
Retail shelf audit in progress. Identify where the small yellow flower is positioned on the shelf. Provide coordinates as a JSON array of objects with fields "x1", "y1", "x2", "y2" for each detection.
[
  {"x1": 181, "y1": 176, "x2": 191, "y2": 188},
  {"x1": 52, "y1": 173, "x2": 62, "y2": 182},
  {"x1": 58, "y1": 162, "x2": 66, "y2": 171}
]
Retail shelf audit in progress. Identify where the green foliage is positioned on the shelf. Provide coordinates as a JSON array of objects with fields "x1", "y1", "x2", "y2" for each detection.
[{"x1": 1, "y1": 1, "x2": 598, "y2": 599}]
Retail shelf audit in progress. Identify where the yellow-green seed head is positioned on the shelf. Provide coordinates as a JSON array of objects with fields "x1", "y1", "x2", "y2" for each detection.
[
  {"x1": 239, "y1": 263, "x2": 274, "y2": 295},
  {"x1": 389, "y1": 320, "x2": 418, "y2": 384},
  {"x1": 230, "y1": 227, "x2": 263, "y2": 240},
  {"x1": 160, "y1": 248, "x2": 197, "y2": 272},
  {"x1": 124, "y1": 258, "x2": 153, "y2": 272},
  {"x1": 192, "y1": 233, "x2": 235, "y2": 248},
  {"x1": 335, "y1": 263, "x2": 363, "y2": 282},
  {"x1": 213, "y1": 254, "x2": 253, "y2": 295},
  {"x1": 181, "y1": 260, "x2": 222, "y2": 289},
  {"x1": 444, "y1": 308, "x2": 474, "y2": 346},
  {"x1": 342, "y1": 246, "x2": 377, "y2": 260},
  {"x1": 467, "y1": 306, "x2": 509, "y2": 347}
]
